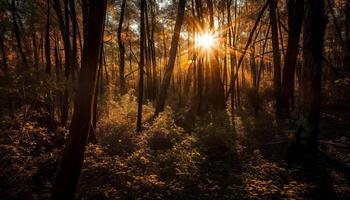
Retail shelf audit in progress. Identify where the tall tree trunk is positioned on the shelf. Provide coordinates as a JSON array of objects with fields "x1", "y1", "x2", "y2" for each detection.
[
  {"x1": 154, "y1": 0, "x2": 187, "y2": 116},
  {"x1": 53, "y1": 0, "x2": 71, "y2": 79},
  {"x1": 81, "y1": 0, "x2": 89, "y2": 41},
  {"x1": 345, "y1": 0, "x2": 350, "y2": 72},
  {"x1": 54, "y1": 33, "x2": 61, "y2": 81},
  {"x1": 281, "y1": 0, "x2": 304, "y2": 117},
  {"x1": 150, "y1": 1, "x2": 158, "y2": 99},
  {"x1": 294, "y1": 0, "x2": 326, "y2": 152},
  {"x1": 228, "y1": 0, "x2": 234, "y2": 115},
  {"x1": 45, "y1": 0, "x2": 51, "y2": 75},
  {"x1": 63, "y1": 0, "x2": 71, "y2": 78},
  {"x1": 0, "y1": 35, "x2": 8, "y2": 74},
  {"x1": 10, "y1": 0, "x2": 28, "y2": 68},
  {"x1": 69, "y1": 0, "x2": 78, "y2": 79},
  {"x1": 32, "y1": 33, "x2": 39, "y2": 69},
  {"x1": 117, "y1": 0, "x2": 127, "y2": 95},
  {"x1": 137, "y1": 0, "x2": 146, "y2": 132},
  {"x1": 53, "y1": 0, "x2": 71, "y2": 126},
  {"x1": 144, "y1": 1, "x2": 154, "y2": 100},
  {"x1": 207, "y1": 0, "x2": 226, "y2": 109},
  {"x1": 51, "y1": 0, "x2": 107, "y2": 199},
  {"x1": 269, "y1": 0, "x2": 282, "y2": 118}
]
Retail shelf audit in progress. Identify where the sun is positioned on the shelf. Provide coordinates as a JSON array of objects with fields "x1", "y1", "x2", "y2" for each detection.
[{"x1": 196, "y1": 32, "x2": 216, "y2": 50}]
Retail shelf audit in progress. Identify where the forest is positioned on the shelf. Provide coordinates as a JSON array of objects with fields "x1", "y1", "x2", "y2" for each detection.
[{"x1": 0, "y1": 0, "x2": 349, "y2": 199}]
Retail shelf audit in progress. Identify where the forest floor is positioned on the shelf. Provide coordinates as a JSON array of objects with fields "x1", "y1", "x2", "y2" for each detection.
[{"x1": 0, "y1": 93, "x2": 349, "y2": 200}]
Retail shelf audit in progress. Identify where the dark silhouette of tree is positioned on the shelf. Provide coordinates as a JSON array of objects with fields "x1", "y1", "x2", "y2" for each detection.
[
  {"x1": 51, "y1": 0, "x2": 107, "y2": 199},
  {"x1": 155, "y1": 0, "x2": 187, "y2": 116},
  {"x1": 117, "y1": 0, "x2": 127, "y2": 95},
  {"x1": 137, "y1": 0, "x2": 146, "y2": 132},
  {"x1": 294, "y1": 0, "x2": 326, "y2": 153},
  {"x1": 269, "y1": 0, "x2": 282, "y2": 118},
  {"x1": 281, "y1": 0, "x2": 304, "y2": 117}
]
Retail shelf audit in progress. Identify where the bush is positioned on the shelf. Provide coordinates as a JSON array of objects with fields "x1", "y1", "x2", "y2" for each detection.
[
  {"x1": 143, "y1": 108, "x2": 184, "y2": 151},
  {"x1": 195, "y1": 111, "x2": 236, "y2": 161}
]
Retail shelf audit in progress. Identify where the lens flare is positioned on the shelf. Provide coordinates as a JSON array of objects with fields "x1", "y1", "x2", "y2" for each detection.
[{"x1": 196, "y1": 32, "x2": 216, "y2": 50}]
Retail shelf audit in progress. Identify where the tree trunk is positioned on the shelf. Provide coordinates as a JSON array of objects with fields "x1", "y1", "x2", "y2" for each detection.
[
  {"x1": 69, "y1": 0, "x2": 78, "y2": 79},
  {"x1": 32, "y1": 33, "x2": 39, "y2": 69},
  {"x1": 53, "y1": 0, "x2": 71, "y2": 126},
  {"x1": 45, "y1": 0, "x2": 51, "y2": 75},
  {"x1": 81, "y1": 0, "x2": 89, "y2": 41},
  {"x1": 281, "y1": 0, "x2": 304, "y2": 117},
  {"x1": 51, "y1": 1, "x2": 107, "y2": 199},
  {"x1": 11, "y1": 0, "x2": 28, "y2": 68},
  {"x1": 345, "y1": 0, "x2": 350, "y2": 72},
  {"x1": 117, "y1": 0, "x2": 127, "y2": 95},
  {"x1": 0, "y1": 35, "x2": 8, "y2": 74},
  {"x1": 53, "y1": 0, "x2": 71, "y2": 79},
  {"x1": 295, "y1": 0, "x2": 326, "y2": 152},
  {"x1": 207, "y1": 0, "x2": 226, "y2": 109},
  {"x1": 54, "y1": 33, "x2": 61, "y2": 81},
  {"x1": 150, "y1": 1, "x2": 158, "y2": 99},
  {"x1": 269, "y1": 0, "x2": 282, "y2": 118},
  {"x1": 154, "y1": 0, "x2": 187, "y2": 116},
  {"x1": 137, "y1": 0, "x2": 146, "y2": 132}
]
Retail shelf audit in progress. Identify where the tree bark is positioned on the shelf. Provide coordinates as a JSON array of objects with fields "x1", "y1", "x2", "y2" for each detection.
[
  {"x1": 51, "y1": 0, "x2": 107, "y2": 199},
  {"x1": 137, "y1": 0, "x2": 146, "y2": 132},
  {"x1": 295, "y1": 0, "x2": 326, "y2": 151},
  {"x1": 345, "y1": 0, "x2": 350, "y2": 72},
  {"x1": 269, "y1": 0, "x2": 282, "y2": 118},
  {"x1": 117, "y1": 0, "x2": 127, "y2": 95},
  {"x1": 154, "y1": 0, "x2": 187, "y2": 116},
  {"x1": 53, "y1": 0, "x2": 71, "y2": 79},
  {"x1": 0, "y1": 35, "x2": 8, "y2": 74},
  {"x1": 281, "y1": 0, "x2": 304, "y2": 117},
  {"x1": 69, "y1": 0, "x2": 78, "y2": 79},
  {"x1": 11, "y1": 0, "x2": 28, "y2": 68},
  {"x1": 54, "y1": 33, "x2": 61, "y2": 81},
  {"x1": 32, "y1": 33, "x2": 39, "y2": 70},
  {"x1": 208, "y1": 0, "x2": 226, "y2": 109},
  {"x1": 45, "y1": 0, "x2": 51, "y2": 75}
]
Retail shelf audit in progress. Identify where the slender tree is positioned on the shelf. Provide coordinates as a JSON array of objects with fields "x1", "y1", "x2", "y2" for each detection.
[
  {"x1": 137, "y1": 0, "x2": 146, "y2": 132},
  {"x1": 117, "y1": 0, "x2": 127, "y2": 94},
  {"x1": 0, "y1": 34, "x2": 8, "y2": 74},
  {"x1": 269, "y1": 0, "x2": 282, "y2": 118},
  {"x1": 51, "y1": 0, "x2": 107, "y2": 199},
  {"x1": 281, "y1": 0, "x2": 304, "y2": 117},
  {"x1": 154, "y1": 0, "x2": 187, "y2": 116},
  {"x1": 10, "y1": 0, "x2": 28, "y2": 68},
  {"x1": 45, "y1": 0, "x2": 51, "y2": 75},
  {"x1": 345, "y1": 0, "x2": 350, "y2": 72},
  {"x1": 69, "y1": 0, "x2": 78, "y2": 79}
]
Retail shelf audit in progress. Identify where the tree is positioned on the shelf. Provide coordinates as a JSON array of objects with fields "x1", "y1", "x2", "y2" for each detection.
[
  {"x1": 281, "y1": 0, "x2": 304, "y2": 117},
  {"x1": 51, "y1": 0, "x2": 107, "y2": 199},
  {"x1": 69, "y1": 0, "x2": 79, "y2": 79},
  {"x1": 294, "y1": 0, "x2": 326, "y2": 152},
  {"x1": 207, "y1": 0, "x2": 225, "y2": 109},
  {"x1": 0, "y1": 33, "x2": 8, "y2": 74},
  {"x1": 53, "y1": 0, "x2": 70, "y2": 79},
  {"x1": 137, "y1": 0, "x2": 146, "y2": 132},
  {"x1": 10, "y1": 0, "x2": 28, "y2": 68},
  {"x1": 117, "y1": 0, "x2": 127, "y2": 95},
  {"x1": 45, "y1": 0, "x2": 51, "y2": 75},
  {"x1": 345, "y1": 0, "x2": 350, "y2": 72},
  {"x1": 269, "y1": 0, "x2": 282, "y2": 118},
  {"x1": 154, "y1": 0, "x2": 187, "y2": 116}
]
